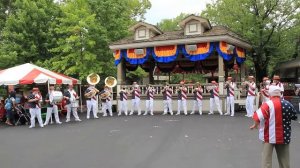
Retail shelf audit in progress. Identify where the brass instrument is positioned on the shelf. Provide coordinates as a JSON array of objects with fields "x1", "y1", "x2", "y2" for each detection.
[
  {"x1": 85, "y1": 73, "x2": 100, "y2": 98},
  {"x1": 99, "y1": 76, "x2": 117, "y2": 99}
]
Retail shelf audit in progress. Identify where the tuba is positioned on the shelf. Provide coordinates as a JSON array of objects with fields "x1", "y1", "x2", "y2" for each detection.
[
  {"x1": 99, "y1": 76, "x2": 117, "y2": 99},
  {"x1": 85, "y1": 73, "x2": 100, "y2": 98}
]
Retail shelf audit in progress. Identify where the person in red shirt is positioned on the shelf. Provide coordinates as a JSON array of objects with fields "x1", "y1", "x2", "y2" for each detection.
[{"x1": 250, "y1": 85, "x2": 298, "y2": 168}]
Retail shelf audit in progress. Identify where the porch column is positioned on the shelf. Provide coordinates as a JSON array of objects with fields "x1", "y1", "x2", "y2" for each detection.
[
  {"x1": 240, "y1": 63, "x2": 246, "y2": 82},
  {"x1": 218, "y1": 56, "x2": 225, "y2": 95},
  {"x1": 117, "y1": 60, "x2": 126, "y2": 94}
]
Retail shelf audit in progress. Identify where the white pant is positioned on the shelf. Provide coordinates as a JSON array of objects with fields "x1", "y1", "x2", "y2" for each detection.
[
  {"x1": 29, "y1": 108, "x2": 43, "y2": 128},
  {"x1": 102, "y1": 101, "x2": 113, "y2": 116},
  {"x1": 44, "y1": 105, "x2": 61, "y2": 125},
  {"x1": 144, "y1": 99, "x2": 154, "y2": 115},
  {"x1": 177, "y1": 99, "x2": 187, "y2": 115},
  {"x1": 118, "y1": 100, "x2": 128, "y2": 115},
  {"x1": 130, "y1": 98, "x2": 141, "y2": 115},
  {"x1": 163, "y1": 99, "x2": 173, "y2": 115},
  {"x1": 226, "y1": 96, "x2": 235, "y2": 116},
  {"x1": 246, "y1": 96, "x2": 255, "y2": 116},
  {"x1": 191, "y1": 100, "x2": 202, "y2": 115},
  {"x1": 86, "y1": 100, "x2": 98, "y2": 118},
  {"x1": 209, "y1": 97, "x2": 222, "y2": 114},
  {"x1": 66, "y1": 104, "x2": 80, "y2": 120}
]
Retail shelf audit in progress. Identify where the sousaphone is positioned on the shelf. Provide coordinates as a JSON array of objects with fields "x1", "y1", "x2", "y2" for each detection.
[{"x1": 85, "y1": 73, "x2": 100, "y2": 98}]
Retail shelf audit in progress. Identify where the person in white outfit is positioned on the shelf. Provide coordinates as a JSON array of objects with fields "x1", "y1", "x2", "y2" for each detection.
[
  {"x1": 84, "y1": 85, "x2": 99, "y2": 119},
  {"x1": 129, "y1": 82, "x2": 141, "y2": 116},
  {"x1": 245, "y1": 76, "x2": 256, "y2": 117},
  {"x1": 144, "y1": 84, "x2": 155, "y2": 115},
  {"x1": 176, "y1": 81, "x2": 188, "y2": 115},
  {"x1": 272, "y1": 75, "x2": 284, "y2": 98},
  {"x1": 118, "y1": 86, "x2": 128, "y2": 116},
  {"x1": 44, "y1": 85, "x2": 62, "y2": 125},
  {"x1": 162, "y1": 83, "x2": 173, "y2": 115},
  {"x1": 208, "y1": 81, "x2": 223, "y2": 115},
  {"x1": 190, "y1": 82, "x2": 203, "y2": 115},
  {"x1": 224, "y1": 77, "x2": 235, "y2": 116},
  {"x1": 28, "y1": 87, "x2": 44, "y2": 128},
  {"x1": 295, "y1": 87, "x2": 300, "y2": 124},
  {"x1": 260, "y1": 77, "x2": 271, "y2": 103},
  {"x1": 100, "y1": 85, "x2": 113, "y2": 117},
  {"x1": 64, "y1": 84, "x2": 81, "y2": 122}
]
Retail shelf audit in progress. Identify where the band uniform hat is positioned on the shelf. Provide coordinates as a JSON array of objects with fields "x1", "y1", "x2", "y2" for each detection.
[
  {"x1": 273, "y1": 75, "x2": 280, "y2": 80},
  {"x1": 263, "y1": 77, "x2": 269, "y2": 81},
  {"x1": 32, "y1": 87, "x2": 39, "y2": 91},
  {"x1": 227, "y1": 76, "x2": 233, "y2": 80},
  {"x1": 248, "y1": 75, "x2": 254, "y2": 79},
  {"x1": 211, "y1": 80, "x2": 217, "y2": 84}
]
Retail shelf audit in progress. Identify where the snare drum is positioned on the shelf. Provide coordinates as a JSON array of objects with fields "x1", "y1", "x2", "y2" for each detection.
[{"x1": 52, "y1": 91, "x2": 63, "y2": 103}]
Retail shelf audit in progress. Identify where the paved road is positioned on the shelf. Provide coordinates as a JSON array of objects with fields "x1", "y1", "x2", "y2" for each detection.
[{"x1": 0, "y1": 113, "x2": 299, "y2": 168}]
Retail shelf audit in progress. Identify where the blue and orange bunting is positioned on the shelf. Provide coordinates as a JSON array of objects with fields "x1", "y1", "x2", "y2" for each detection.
[
  {"x1": 124, "y1": 48, "x2": 150, "y2": 65},
  {"x1": 182, "y1": 42, "x2": 214, "y2": 61},
  {"x1": 235, "y1": 46, "x2": 246, "y2": 64},
  {"x1": 216, "y1": 41, "x2": 234, "y2": 61},
  {"x1": 152, "y1": 45, "x2": 179, "y2": 63},
  {"x1": 114, "y1": 50, "x2": 122, "y2": 66}
]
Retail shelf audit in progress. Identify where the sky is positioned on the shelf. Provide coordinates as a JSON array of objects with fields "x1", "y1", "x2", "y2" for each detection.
[{"x1": 145, "y1": 0, "x2": 213, "y2": 24}]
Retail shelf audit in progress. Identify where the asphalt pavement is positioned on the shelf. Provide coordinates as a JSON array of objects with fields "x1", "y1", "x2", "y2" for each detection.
[{"x1": 0, "y1": 113, "x2": 300, "y2": 168}]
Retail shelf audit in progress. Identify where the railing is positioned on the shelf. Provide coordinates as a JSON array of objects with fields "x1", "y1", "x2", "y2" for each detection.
[{"x1": 119, "y1": 82, "x2": 247, "y2": 99}]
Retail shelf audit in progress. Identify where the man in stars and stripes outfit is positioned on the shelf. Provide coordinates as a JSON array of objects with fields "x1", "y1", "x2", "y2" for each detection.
[
  {"x1": 261, "y1": 77, "x2": 271, "y2": 103},
  {"x1": 176, "y1": 81, "x2": 188, "y2": 115},
  {"x1": 224, "y1": 77, "x2": 235, "y2": 116},
  {"x1": 118, "y1": 86, "x2": 128, "y2": 116},
  {"x1": 190, "y1": 82, "x2": 203, "y2": 115},
  {"x1": 144, "y1": 84, "x2": 155, "y2": 116},
  {"x1": 208, "y1": 81, "x2": 223, "y2": 115},
  {"x1": 162, "y1": 83, "x2": 173, "y2": 115},
  {"x1": 129, "y1": 82, "x2": 141, "y2": 116},
  {"x1": 250, "y1": 85, "x2": 298, "y2": 168},
  {"x1": 245, "y1": 76, "x2": 256, "y2": 117}
]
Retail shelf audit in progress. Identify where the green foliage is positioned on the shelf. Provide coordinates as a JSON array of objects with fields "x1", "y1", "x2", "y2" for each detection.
[
  {"x1": 170, "y1": 73, "x2": 205, "y2": 84},
  {"x1": 202, "y1": 0, "x2": 300, "y2": 81},
  {"x1": 157, "y1": 13, "x2": 189, "y2": 31},
  {"x1": 127, "y1": 67, "x2": 147, "y2": 82}
]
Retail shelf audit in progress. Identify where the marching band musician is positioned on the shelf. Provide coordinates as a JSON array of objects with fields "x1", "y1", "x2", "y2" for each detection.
[
  {"x1": 272, "y1": 75, "x2": 284, "y2": 97},
  {"x1": 129, "y1": 82, "x2": 141, "y2": 116},
  {"x1": 207, "y1": 81, "x2": 223, "y2": 115},
  {"x1": 162, "y1": 83, "x2": 173, "y2": 115},
  {"x1": 245, "y1": 76, "x2": 256, "y2": 117},
  {"x1": 28, "y1": 88, "x2": 44, "y2": 128},
  {"x1": 144, "y1": 84, "x2": 155, "y2": 116},
  {"x1": 260, "y1": 77, "x2": 271, "y2": 103},
  {"x1": 85, "y1": 84, "x2": 99, "y2": 119},
  {"x1": 100, "y1": 85, "x2": 113, "y2": 117},
  {"x1": 176, "y1": 81, "x2": 188, "y2": 115},
  {"x1": 118, "y1": 86, "x2": 128, "y2": 116},
  {"x1": 64, "y1": 84, "x2": 81, "y2": 122},
  {"x1": 224, "y1": 77, "x2": 235, "y2": 116},
  {"x1": 190, "y1": 82, "x2": 203, "y2": 115},
  {"x1": 44, "y1": 85, "x2": 62, "y2": 126}
]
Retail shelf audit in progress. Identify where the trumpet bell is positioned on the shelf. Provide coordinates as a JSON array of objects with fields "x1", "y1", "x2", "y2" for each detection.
[
  {"x1": 87, "y1": 73, "x2": 100, "y2": 85},
  {"x1": 105, "y1": 76, "x2": 117, "y2": 87}
]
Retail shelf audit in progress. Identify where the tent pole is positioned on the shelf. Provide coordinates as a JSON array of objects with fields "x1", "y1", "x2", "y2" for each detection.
[
  {"x1": 47, "y1": 80, "x2": 53, "y2": 124},
  {"x1": 79, "y1": 84, "x2": 83, "y2": 113}
]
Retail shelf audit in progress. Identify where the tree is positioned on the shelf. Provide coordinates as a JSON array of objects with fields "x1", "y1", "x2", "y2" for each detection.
[
  {"x1": 157, "y1": 13, "x2": 189, "y2": 31},
  {"x1": 202, "y1": 0, "x2": 300, "y2": 82},
  {"x1": 0, "y1": 0, "x2": 60, "y2": 68}
]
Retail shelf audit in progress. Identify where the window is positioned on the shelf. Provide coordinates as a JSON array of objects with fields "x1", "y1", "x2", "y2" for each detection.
[
  {"x1": 189, "y1": 24, "x2": 198, "y2": 33},
  {"x1": 138, "y1": 29, "x2": 146, "y2": 38}
]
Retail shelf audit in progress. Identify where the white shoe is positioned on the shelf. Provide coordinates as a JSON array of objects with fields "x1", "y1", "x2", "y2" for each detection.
[
  {"x1": 103, "y1": 114, "x2": 107, "y2": 117},
  {"x1": 40, "y1": 125, "x2": 44, "y2": 128},
  {"x1": 150, "y1": 113, "x2": 154, "y2": 116},
  {"x1": 29, "y1": 126, "x2": 34, "y2": 128},
  {"x1": 208, "y1": 112, "x2": 213, "y2": 115},
  {"x1": 245, "y1": 114, "x2": 249, "y2": 117},
  {"x1": 110, "y1": 114, "x2": 113, "y2": 117},
  {"x1": 224, "y1": 113, "x2": 230, "y2": 116},
  {"x1": 230, "y1": 115, "x2": 234, "y2": 117},
  {"x1": 184, "y1": 113, "x2": 188, "y2": 116},
  {"x1": 176, "y1": 113, "x2": 180, "y2": 115},
  {"x1": 199, "y1": 113, "x2": 202, "y2": 115},
  {"x1": 94, "y1": 116, "x2": 99, "y2": 119},
  {"x1": 125, "y1": 113, "x2": 128, "y2": 116},
  {"x1": 87, "y1": 117, "x2": 90, "y2": 119},
  {"x1": 190, "y1": 112, "x2": 195, "y2": 115},
  {"x1": 75, "y1": 119, "x2": 81, "y2": 122},
  {"x1": 118, "y1": 113, "x2": 121, "y2": 116},
  {"x1": 162, "y1": 113, "x2": 167, "y2": 115},
  {"x1": 143, "y1": 113, "x2": 147, "y2": 115},
  {"x1": 138, "y1": 113, "x2": 141, "y2": 116},
  {"x1": 220, "y1": 113, "x2": 223, "y2": 116},
  {"x1": 66, "y1": 119, "x2": 70, "y2": 123},
  {"x1": 43, "y1": 123, "x2": 48, "y2": 126},
  {"x1": 57, "y1": 122, "x2": 62, "y2": 124},
  {"x1": 129, "y1": 112, "x2": 133, "y2": 116}
]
